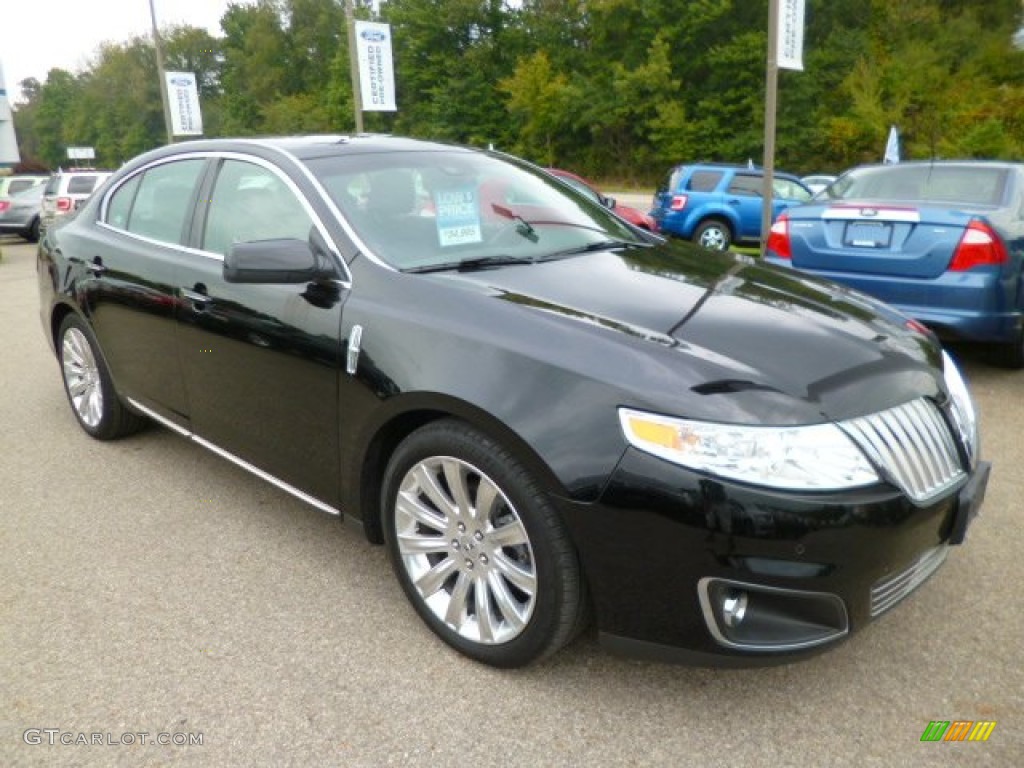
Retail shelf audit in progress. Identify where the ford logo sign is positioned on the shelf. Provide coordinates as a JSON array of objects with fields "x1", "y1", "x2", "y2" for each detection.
[
  {"x1": 361, "y1": 30, "x2": 387, "y2": 43},
  {"x1": 170, "y1": 77, "x2": 192, "y2": 87}
]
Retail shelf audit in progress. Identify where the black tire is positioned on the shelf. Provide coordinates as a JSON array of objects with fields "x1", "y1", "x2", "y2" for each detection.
[
  {"x1": 57, "y1": 314, "x2": 147, "y2": 439},
  {"x1": 25, "y1": 217, "x2": 41, "y2": 243},
  {"x1": 693, "y1": 218, "x2": 732, "y2": 251},
  {"x1": 382, "y1": 419, "x2": 587, "y2": 667}
]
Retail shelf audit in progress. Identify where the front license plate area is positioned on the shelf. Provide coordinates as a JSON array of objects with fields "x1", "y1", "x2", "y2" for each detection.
[
  {"x1": 948, "y1": 461, "x2": 991, "y2": 545},
  {"x1": 844, "y1": 221, "x2": 892, "y2": 248}
]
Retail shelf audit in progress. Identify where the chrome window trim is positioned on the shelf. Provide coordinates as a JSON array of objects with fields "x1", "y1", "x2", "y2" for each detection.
[
  {"x1": 233, "y1": 139, "x2": 398, "y2": 272},
  {"x1": 126, "y1": 397, "x2": 342, "y2": 518},
  {"x1": 97, "y1": 150, "x2": 352, "y2": 286}
]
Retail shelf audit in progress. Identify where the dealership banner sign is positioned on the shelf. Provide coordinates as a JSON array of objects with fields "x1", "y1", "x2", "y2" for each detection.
[
  {"x1": 165, "y1": 72, "x2": 203, "y2": 136},
  {"x1": 776, "y1": 0, "x2": 806, "y2": 71},
  {"x1": 355, "y1": 21, "x2": 397, "y2": 112}
]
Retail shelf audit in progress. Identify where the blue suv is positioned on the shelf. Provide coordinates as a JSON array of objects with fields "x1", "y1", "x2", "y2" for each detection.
[{"x1": 650, "y1": 163, "x2": 813, "y2": 250}]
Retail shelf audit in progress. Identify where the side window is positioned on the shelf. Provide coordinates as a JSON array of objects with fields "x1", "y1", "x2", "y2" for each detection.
[
  {"x1": 773, "y1": 179, "x2": 811, "y2": 202},
  {"x1": 687, "y1": 171, "x2": 724, "y2": 192},
  {"x1": 202, "y1": 160, "x2": 314, "y2": 256},
  {"x1": 727, "y1": 174, "x2": 763, "y2": 197},
  {"x1": 105, "y1": 174, "x2": 143, "y2": 230},
  {"x1": 9, "y1": 179, "x2": 34, "y2": 195},
  {"x1": 124, "y1": 160, "x2": 205, "y2": 245}
]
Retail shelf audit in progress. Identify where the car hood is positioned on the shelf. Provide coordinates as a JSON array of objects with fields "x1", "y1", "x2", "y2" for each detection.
[{"x1": 444, "y1": 239, "x2": 943, "y2": 424}]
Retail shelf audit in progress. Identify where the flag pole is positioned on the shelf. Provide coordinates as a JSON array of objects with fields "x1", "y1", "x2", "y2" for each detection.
[
  {"x1": 344, "y1": 0, "x2": 364, "y2": 133},
  {"x1": 760, "y1": 0, "x2": 780, "y2": 254},
  {"x1": 148, "y1": 0, "x2": 174, "y2": 144}
]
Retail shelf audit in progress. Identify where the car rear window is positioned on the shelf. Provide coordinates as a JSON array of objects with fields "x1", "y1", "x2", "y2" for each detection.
[
  {"x1": 687, "y1": 171, "x2": 723, "y2": 192},
  {"x1": 67, "y1": 176, "x2": 100, "y2": 195},
  {"x1": 834, "y1": 166, "x2": 1009, "y2": 206},
  {"x1": 8, "y1": 179, "x2": 36, "y2": 195}
]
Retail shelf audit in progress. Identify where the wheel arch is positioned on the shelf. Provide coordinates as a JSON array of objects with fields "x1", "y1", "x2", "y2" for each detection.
[{"x1": 350, "y1": 394, "x2": 567, "y2": 545}]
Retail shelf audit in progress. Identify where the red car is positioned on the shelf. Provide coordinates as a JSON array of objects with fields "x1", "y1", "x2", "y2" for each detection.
[{"x1": 547, "y1": 168, "x2": 655, "y2": 230}]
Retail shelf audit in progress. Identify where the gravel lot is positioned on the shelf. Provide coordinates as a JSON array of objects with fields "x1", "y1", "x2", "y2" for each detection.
[{"x1": 1, "y1": 236, "x2": 1021, "y2": 767}]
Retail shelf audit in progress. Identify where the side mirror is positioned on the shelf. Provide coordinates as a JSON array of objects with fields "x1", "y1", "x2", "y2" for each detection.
[
  {"x1": 224, "y1": 238, "x2": 320, "y2": 284},
  {"x1": 603, "y1": 196, "x2": 617, "y2": 210}
]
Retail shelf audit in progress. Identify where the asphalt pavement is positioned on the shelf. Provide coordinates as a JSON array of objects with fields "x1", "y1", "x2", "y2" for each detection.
[{"x1": 1, "y1": 236, "x2": 1021, "y2": 767}]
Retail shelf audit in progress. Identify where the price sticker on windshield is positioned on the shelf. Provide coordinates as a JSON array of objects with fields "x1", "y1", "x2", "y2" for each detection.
[{"x1": 435, "y1": 186, "x2": 482, "y2": 246}]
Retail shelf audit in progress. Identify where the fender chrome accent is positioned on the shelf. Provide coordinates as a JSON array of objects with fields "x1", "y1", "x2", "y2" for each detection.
[
  {"x1": 125, "y1": 397, "x2": 342, "y2": 517},
  {"x1": 346, "y1": 324, "x2": 363, "y2": 375}
]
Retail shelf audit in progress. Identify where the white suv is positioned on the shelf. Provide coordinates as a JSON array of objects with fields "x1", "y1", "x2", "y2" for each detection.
[{"x1": 40, "y1": 169, "x2": 112, "y2": 233}]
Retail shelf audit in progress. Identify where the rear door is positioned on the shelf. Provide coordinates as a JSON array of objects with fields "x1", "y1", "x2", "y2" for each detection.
[{"x1": 726, "y1": 173, "x2": 765, "y2": 240}]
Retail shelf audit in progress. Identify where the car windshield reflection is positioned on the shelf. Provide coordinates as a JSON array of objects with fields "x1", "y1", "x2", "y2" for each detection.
[{"x1": 304, "y1": 150, "x2": 646, "y2": 270}]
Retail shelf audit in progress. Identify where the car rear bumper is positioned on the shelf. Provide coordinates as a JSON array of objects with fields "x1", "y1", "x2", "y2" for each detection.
[
  {"x1": 555, "y1": 447, "x2": 989, "y2": 666},
  {"x1": 765, "y1": 258, "x2": 1022, "y2": 343}
]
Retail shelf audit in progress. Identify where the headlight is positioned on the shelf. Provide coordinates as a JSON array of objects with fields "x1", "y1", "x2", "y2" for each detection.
[
  {"x1": 618, "y1": 408, "x2": 880, "y2": 491},
  {"x1": 941, "y1": 350, "x2": 978, "y2": 467}
]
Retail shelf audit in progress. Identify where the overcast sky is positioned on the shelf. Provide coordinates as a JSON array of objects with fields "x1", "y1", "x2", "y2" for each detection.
[{"x1": 1, "y1": 0, "x2": 242, "y2": 104}]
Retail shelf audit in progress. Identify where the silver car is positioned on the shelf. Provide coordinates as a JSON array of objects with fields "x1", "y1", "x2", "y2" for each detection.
[{"x1": 0, "y1": 182, "x2": 45, "y2": 242}]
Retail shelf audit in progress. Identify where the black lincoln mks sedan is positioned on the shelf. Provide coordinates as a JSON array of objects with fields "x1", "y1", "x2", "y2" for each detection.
[{"x1": 37, "y1": 135, "x2": 990, "y2": 667}]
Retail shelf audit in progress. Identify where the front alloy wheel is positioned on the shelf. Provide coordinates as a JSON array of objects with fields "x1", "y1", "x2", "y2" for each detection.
[
  {"x1": 58, "y1": 315, "x2": 145, "y2": 439},
  {"x1": 383, "y1": 420, "x2": 587, "y2": 667}
]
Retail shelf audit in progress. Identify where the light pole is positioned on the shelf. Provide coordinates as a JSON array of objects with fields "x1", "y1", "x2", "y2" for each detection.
[{"x1": 148, "y1": 0, "x2": 174, "y2": 144}]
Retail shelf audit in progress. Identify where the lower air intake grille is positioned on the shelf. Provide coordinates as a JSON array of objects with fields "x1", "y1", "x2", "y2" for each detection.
[{"x1": 870, "y1": 546, "x2": 949, "y2": 617}]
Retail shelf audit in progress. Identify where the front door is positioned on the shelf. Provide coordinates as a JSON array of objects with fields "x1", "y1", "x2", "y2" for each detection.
[{"x1": 175, "y1": 158, "x2": 346, "y2": 507}]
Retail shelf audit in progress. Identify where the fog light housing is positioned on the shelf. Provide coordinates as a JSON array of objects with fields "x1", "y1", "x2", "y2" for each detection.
[
  {"x1": 722, "y1": 590, "x2": 749, "y2": 627},
  {"x1": 698, "y1": 578, "x2": 848, "y2": 652}
]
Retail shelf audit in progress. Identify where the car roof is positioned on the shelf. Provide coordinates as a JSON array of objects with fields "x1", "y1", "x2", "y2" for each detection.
[
  {"x1": 674, "y1": 163, "x2": 804, "y2": 182},
  {"x1": 167, "y1": 134, "x2": 474, "y2": 162}
]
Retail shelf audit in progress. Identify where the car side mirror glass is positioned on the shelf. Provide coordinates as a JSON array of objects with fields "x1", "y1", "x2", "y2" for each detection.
[{"x1": 224, "y1": 238, "x2": 319, "y2": 284}]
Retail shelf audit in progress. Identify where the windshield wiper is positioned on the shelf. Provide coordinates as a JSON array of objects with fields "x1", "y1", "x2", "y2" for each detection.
[
  {"x1": 492, "y1": 204, "x2": 539, "y2": 243},
  {"x1": 543, "y1": 239, "x2": 635, "y2": 258},
  {"x1": 405, "y1": 255, "x2": 536, "y2": 274}
]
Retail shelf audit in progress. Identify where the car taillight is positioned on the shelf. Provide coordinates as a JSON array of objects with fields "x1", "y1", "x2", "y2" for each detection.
[
  {"x1": 56, "y1": 197, "x2": 73, "y2": 212},
  {"x1": 670, "y1": 194, "x2": 688, "y2": 211},
  {"x1": 0, "y1": 201, "x2": 10, "y2": 213},
  {"x1": 767, "y1": 213, "x2": 791, "y2": 259},
  {"x1": 948, "y1": 219, "x2": 1008, "y2": 271}
]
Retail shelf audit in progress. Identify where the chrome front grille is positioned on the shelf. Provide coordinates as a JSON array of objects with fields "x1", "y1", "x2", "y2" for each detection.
[
  {"x1": 840, "y1": 398, "x2": 965, "y2": 504},
  {"x1": 870, "y1": 546, "x2": 949, "y2": 617}
]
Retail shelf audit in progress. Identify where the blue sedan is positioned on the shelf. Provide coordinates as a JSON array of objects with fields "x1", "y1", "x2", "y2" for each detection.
[{"x1": 765, "y1": 161, "x2": 1024, "y2": 367}]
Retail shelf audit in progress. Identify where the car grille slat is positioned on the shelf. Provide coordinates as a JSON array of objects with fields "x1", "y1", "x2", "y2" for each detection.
[
  {"x1": 840, "y1": 398, "x2": 965, "y2": 504},
  {"x1": 870, "y1": 546, "x2": 949, "y2": 616}
]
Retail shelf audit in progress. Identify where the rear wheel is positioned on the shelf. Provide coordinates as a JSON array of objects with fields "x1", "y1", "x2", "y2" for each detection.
[
  {"x1": 382, "y1": 420, "x2": 587, "y2": 667},
  {"x1": 693, "y1": 218, "x2": 732, "y2": 251},
  {"x1": 58, "y1": 315, "x2": 146, "y2": 439}
]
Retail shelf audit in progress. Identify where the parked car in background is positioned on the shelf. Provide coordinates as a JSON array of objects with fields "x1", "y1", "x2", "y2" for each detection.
[
  {"x1": 650, "y1": 163, "x2": 812, "y2": 250},
  {"x1": 40, "y1": 169, "x2": 112, "y2": 234},
  {"x1": 801, "y1": 174, "x2": 837, "y2": 195},
  {"x1": 546, "y1": 168, "x2": 656, "y2": 230},
  {"x1": 0, "y1": 174, "x2": 48, "y2": 201},
  {"x1": 765, "y1": 160, "x2": 1024, "y2": 367},
  {"x1": 38, "y1": 135, "x2": 988, "y2": 668},
  {"x1": 0, "y1": 182, "x2": 45, "y2": 241}
]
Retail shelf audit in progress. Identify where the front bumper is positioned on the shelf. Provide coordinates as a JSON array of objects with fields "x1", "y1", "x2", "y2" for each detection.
[{"x1": 557, "y1": 448, "x2": 990, "y2": 665}]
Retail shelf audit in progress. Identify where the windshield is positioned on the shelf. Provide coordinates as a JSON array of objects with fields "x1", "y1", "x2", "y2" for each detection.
[
  {"x1": 826, "y1": 165, "x2": 1009, "y2": 207},
  {"x1": 304, "y1": 149, "x2": 645, "y2": 270}
]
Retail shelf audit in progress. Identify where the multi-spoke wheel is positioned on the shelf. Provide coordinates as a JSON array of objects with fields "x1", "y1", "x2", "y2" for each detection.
[
  {"x1": 58, "y1": 315, "x2": 145, "y2": 439},
  {"x1": 383, "y1": 420, "x2": 587, "y2": 667},
  {"x1": 693, "y1": 218, "x2": 732, "y2": 251}
]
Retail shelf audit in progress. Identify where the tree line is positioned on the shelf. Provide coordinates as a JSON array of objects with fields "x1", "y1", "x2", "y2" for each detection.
[{"x1": 11, "y1": 0, "x2": 1024, "y2": 184}]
